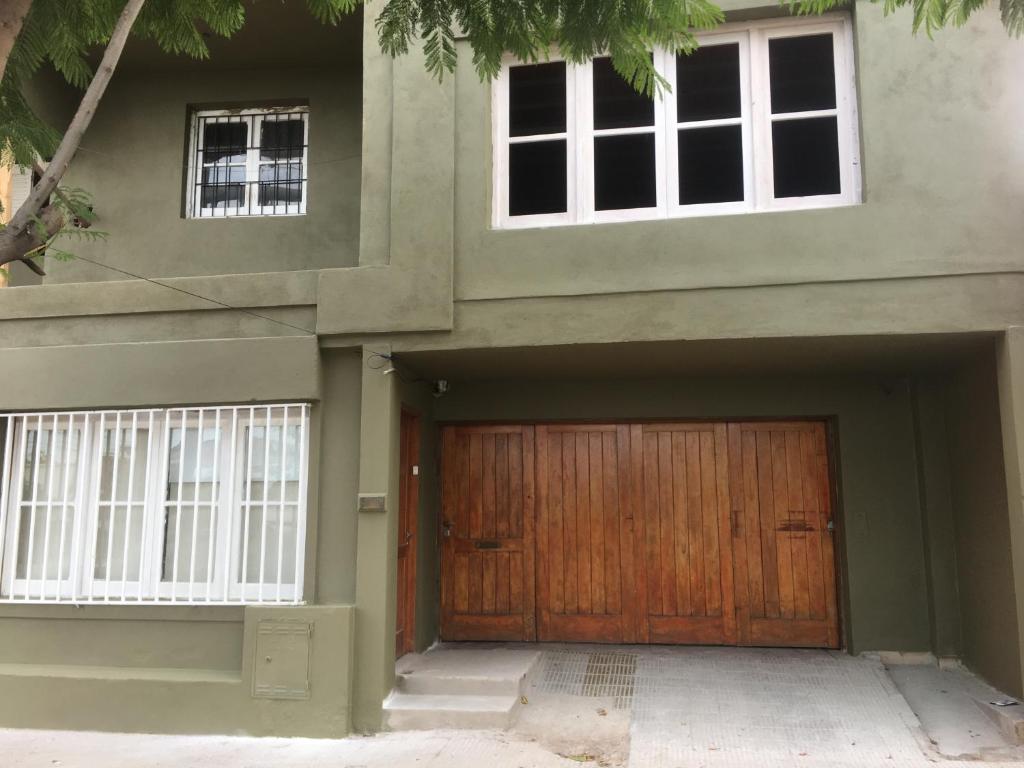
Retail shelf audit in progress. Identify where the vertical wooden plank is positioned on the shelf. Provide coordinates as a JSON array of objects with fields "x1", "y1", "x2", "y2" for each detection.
[
  {"x1": 441, "y1": 429, "x2": 457, "y2": 622},
  {"x1": 482, "y1": 433, "x2": 496, "y2": 539},
  {"x1": 623, "y1": 425, "x2": 643, "y2": 641},
  {"x1": 756, "y1": 431, "x2": 780, "y2": 618},
  {"x1": 701, "y1": 430, "x2": 722, "y2": 617},
  {"x1": 670, "y1": 432, "x2": 690, "y2": 618},
  {"x1": 816, "y1": 424, "x2": 841, "y2": 648},
  {"x1": 771, "y1": 431, "x2": 795, "y2": 620},
  {"x1": 656, "y1": 431, "x2": 677, "y2": 617},
  {"x1": 510, "y1": 552, "x2": 524, "y2": 612},
  {"x1": 482, "y1": 552, "x2": 497, "y2": 614},
  {"x1": 802, "y1": 429, "x2": 826, "y2": 621},
  {"x1": 509, "y1": 432, "x2": 523, "y2": 538},
  {"x1": 523, "y1": 426, "x2": 537, "y2": 640},
  {"x1": 468, "y1": 552, "x2": 482, "y2": 614},
  {"x1": 603, "y1": 432, "x2": 621, "y2": 617},
  {"x1": 787, "y1": 430, "x2": 810, "y2": 620},
  {"x1": 469, "y1": 433, "x2": 483, "y2": 539},
  {"x1": 549, "y1": 430, "x2": 565, "y2": 616},
  {"x1": 575, "y1": 432, "x2": 592, "y2": 615},
  {"x1": 456, "y1": 554, "x2": 469, "y2": 613},
  {"x1": 630, "y1": 428, "x2": 655, "y2": 643},
  {"x1": 685, "y1": 432, "x2": 705, "y2": 617},
  {"x1": 741, "y1": 431, "x2": 765, "y2": 621},
  {"x1": 562, "y1": 434, "x2": 579, "y2": 615},
  {"x1": 496, "y1": 433, "x2": 509, "y2": 538},
  {"x1": 589, "y1": 433, "x2": 607, "y2": 615},
  {"x1": 496, "y1": 551, "x2": 510, "y2": 614},
  {"x1": 716, "y1": 424, "x2": 738, "y2": 643}
]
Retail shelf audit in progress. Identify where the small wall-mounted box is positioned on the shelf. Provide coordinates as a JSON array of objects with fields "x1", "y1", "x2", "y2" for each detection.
[
  {"x1": 252, "y1": 620, "x2": 313, "y2": 700},
  {"x1": 357, "y1": 493, "x2": 387, "y2": 513}
]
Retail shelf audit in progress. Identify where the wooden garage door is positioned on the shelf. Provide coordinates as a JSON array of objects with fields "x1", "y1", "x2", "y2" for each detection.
[{"x1": 440, "y1": 421, "x2": 839, "y2": 648}]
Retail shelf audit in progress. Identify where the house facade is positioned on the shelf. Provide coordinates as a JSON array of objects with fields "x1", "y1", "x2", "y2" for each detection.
[{"x1": 1, "y1": 0, "x2": 1023, "y2": 738}]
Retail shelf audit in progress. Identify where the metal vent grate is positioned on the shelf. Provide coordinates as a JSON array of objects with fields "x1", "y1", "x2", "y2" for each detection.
[{"x1": 535, "y1": 649, "x2": 638, "y2": 709}]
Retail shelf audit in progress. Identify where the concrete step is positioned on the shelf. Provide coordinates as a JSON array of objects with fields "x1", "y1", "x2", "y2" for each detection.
[
  {"x1": 395, "y1": 648, "x2": 541, "y2": 697},
  {"x1": 382, "y1": 692, "x2": 521, "y2": 730}
]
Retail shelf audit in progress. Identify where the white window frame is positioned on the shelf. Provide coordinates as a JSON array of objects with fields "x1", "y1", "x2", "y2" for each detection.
[
  {"x1": 186, "y1": 106, "x2": 310, "y2": 219},
  {"x1": 0, "y1": 405, "x2": 310, "y2": 605},
  {"x1": 491, "y1": 14, "x2": 860, "y2": 229}
]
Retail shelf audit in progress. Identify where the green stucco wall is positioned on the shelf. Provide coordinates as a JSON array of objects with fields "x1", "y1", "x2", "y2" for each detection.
[{"x1": 948, "y1": 347, "x2": 1023, "y2": 696}]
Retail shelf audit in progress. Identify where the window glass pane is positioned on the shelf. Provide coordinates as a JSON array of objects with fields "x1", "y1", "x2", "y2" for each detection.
[
  {"x1": 200, "y1": 165, "x2": 245, "y2": 210},
  {"x1": 769, "y1": 34, "x2": 836, "y2": 114},
  {"x1": 166, "y1": 426, "x2": 219, "y2": 502},
  {"x1": 239, "y1": 423, "x2": 301, "y2": 585},
  {"x1": 162, "y1": 505, "x2": 215, "y2": 583},
  {"x1": 676, "y1": 43, "x2": 741, "y2": 122},
  {"x1": 509, "y1": 140, "x2": 567, "y2": 216},
  {"x1": 99, "y1": 427, "x2": 149, "y2": 501},
  {"x1": 259, "y1": 118, "x2": 305, "y2": 162},
  {"x1": 509, "y1": 62, "x2": 566, "y2": 136},
  {"x1": 240, "y1": 505, "x2": 297, "y2": 584},
  {"x1": 258, "y1": 163, "x2": 304, "y2": 207},
  {"x1": 593, "y1": 57, "x2": 654, "y2": 130},
  {"x1": 15, "y1": 505, "x2": 75, "y2": 580},
  {"x1": 202, "y1": 122, "x2": 247, "y2": 164},
  {"x1": 772, "y1": 116, "x2": 841, "y2": 198},
  {"x1": 678, "y1": 125, "x2": 744, "y2": 205},
  {"x1": 594, "y1": 133, "x2": 656, "y2": 211},
  {"x1": 93, "y1": 504, "x2": 144, "y2": 581},
  {"x1": 20, "y1": 427, "x2": 79, "y2": 501}
]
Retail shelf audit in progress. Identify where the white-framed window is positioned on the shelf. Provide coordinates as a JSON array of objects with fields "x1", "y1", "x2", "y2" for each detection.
[
  {"x1": 0, "y1": 404, "x2": 310, "y2": 605},
  {"x1": 491, "y1": 15, "x2": 859, "y2": 228},
  {"x1": 186, "y1": 107, "x2": 309, "y2": 218}
]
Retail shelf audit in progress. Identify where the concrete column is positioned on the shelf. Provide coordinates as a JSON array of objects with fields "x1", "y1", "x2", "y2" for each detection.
[
  {"x1": 352, "y1": 344, "x2": 401, "y2": 731},
  {"x1": 996, "y1": 327, "x2": 1024, "y2": 696}
]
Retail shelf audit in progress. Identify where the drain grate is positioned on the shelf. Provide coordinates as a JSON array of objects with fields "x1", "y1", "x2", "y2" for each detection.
[{"x1": 536, "y1": 649, "x2": 638, "y2": 709}]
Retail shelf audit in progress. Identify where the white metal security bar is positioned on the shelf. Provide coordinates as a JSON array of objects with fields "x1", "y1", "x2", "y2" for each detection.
[{"x1": 0, "y1": 404, "x2": 309, "y2": 605}]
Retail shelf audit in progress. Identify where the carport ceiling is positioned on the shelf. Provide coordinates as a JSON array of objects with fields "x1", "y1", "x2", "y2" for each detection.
[{"x1": 397, "y1": 333, "x2": 997, "y2": 381}]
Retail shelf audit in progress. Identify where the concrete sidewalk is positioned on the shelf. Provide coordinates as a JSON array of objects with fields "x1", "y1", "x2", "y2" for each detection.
[{"x1": 5, "y1": 647, "x2": 1024, "y2": 768}]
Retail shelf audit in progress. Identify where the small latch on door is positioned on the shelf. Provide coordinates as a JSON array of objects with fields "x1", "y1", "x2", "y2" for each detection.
[
  {"x1": 442, "y1": 521, "x2": 453, "y2": 538},
  {"x1": 827, "y1": 519, "x2": 835, "y2": 533}
]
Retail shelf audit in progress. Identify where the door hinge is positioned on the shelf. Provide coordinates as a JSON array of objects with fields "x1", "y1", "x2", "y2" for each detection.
[{"x1": 827, "y1": 519, "x2": 835, "y2": 533}]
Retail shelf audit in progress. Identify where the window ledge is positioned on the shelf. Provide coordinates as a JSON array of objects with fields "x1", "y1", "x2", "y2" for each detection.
[
  {"x1": 0, "y1": 603, "x2": 245, "y2": 622},
  {"x1": 0, "y1": 662, "x2": 242, "y2": 684}
]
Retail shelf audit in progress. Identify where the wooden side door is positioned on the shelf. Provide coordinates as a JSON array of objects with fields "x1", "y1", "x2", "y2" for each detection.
[
  {"x1": 535, "y1": 425, "x2": 637, "y2": 642},
  {"x1": 727, "y1": 421, "x2": 840, "y2": 648},
  {"x1": 396, "y1": 409, "x2": 420, "y2": 657},
  {"x1": 440, "y1": 425, "x2": 536, "y2": 641},
  {"x1": 634, "y1": 423, "x2": 737, "y2": 645}
]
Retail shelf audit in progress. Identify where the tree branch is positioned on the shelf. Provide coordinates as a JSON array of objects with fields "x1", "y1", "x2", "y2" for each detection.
[
  {"x1": 0, "y1": 0, "x2": 146, "y2": 269},
  {"x1": 0, "y1": 0, "x2": 33, "y2": 84}
]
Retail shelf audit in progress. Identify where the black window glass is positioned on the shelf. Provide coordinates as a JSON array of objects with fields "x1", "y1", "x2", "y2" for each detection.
[
  {"x1": 678, "y1": 125, "x2": 744, "y2": 205},
  {"x1": 258, "y1": 163, "x2": 304, "y2": 206},
  {"x1": 200, "y1": 165, "x2": 246, "y2": 209},
  {"x1": 593, "y1": 57, "x2": 654, "y2": 129},
  {"x1": 509, "y1": 140, "x2": 567, "y2": 215},
  {"x1": 509, "y1": 63, "x2": 567, "y2": 137},
  {"x1": 202, "y1": 122, "x2": 247, "y2": 164},
  {"x1": 772, "y1": 116, "x2": 840, "y2": 198},
  {"x1": 260, "y1": 119, "x2": 305, "y2": 162},
  {"x1": 594, "y1": 134, "x2": 656, "y2": 211},
  {"x1": 676, "y1": 44, "x2": 741, "y2": 122},
  {"x1": 769, "y1": 34, "x2": 836, "y2": 114}
]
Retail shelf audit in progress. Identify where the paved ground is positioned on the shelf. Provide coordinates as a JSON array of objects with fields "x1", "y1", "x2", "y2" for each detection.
[{"x1": 5, "y1": 647, "x2": 1024, "y2": 767}]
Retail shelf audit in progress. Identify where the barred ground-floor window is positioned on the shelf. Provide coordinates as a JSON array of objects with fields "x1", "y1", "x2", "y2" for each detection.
[{"x1": 0, "y1": 404, "x2": 310, "y2": 604}]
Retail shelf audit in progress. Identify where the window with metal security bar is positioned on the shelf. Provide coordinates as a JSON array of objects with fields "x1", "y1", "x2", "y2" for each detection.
[
  {"x1": 186, "y1": 107, "x2": 309, "y2": 218},
  {"x1": 0, "y1": 405, "x2": 309, "y2": 604},
  {"x1": 491, "y1": 15, "x2": 860, "y2": 228}
]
